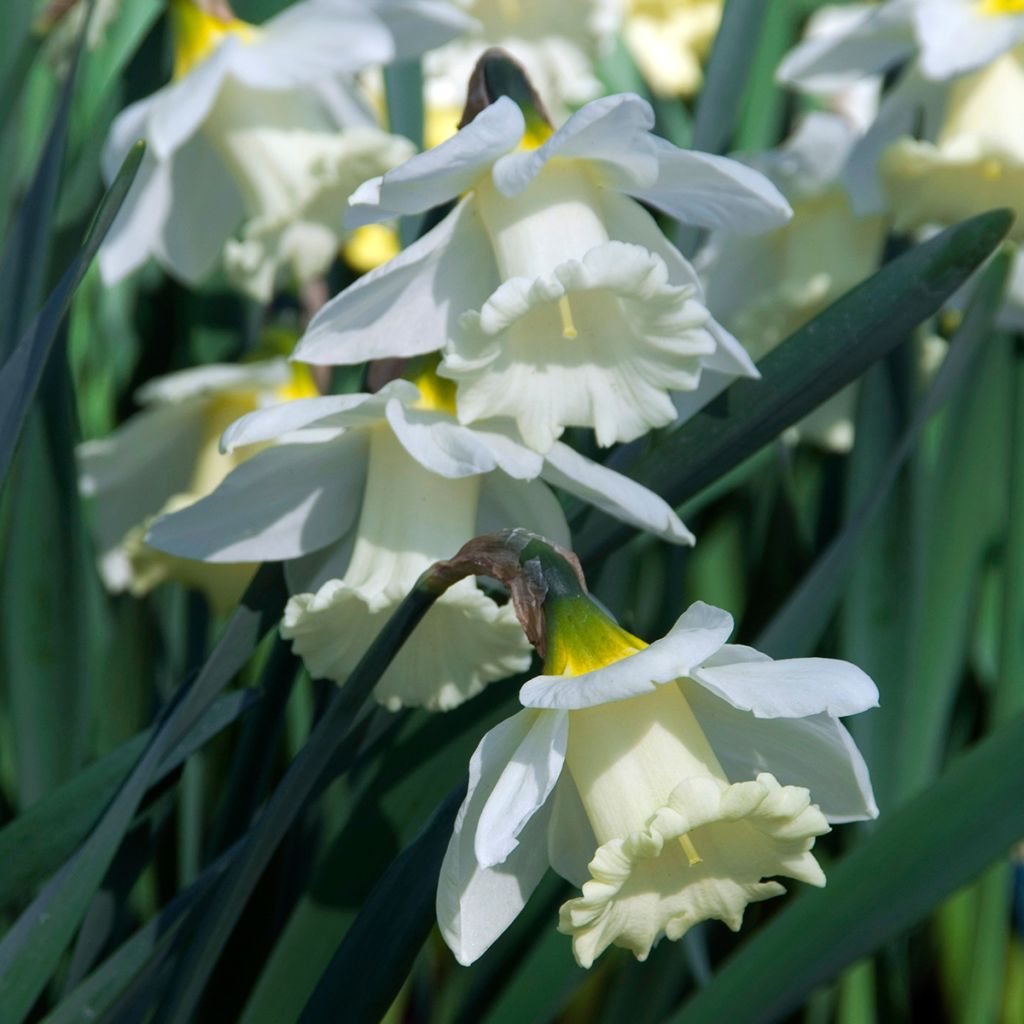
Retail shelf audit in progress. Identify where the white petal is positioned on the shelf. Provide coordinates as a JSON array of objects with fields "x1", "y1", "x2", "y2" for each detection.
[
  {"x1": 438, "y1": 711, "x2": 555, "y2": 965},
  {"x1": 454, "y1": 420, "x2": 545, "y2": 480},
  {"x1": 683, "y1": 680, "x2": 878, "y2": 822},
  {"x1": 691, "y1": 644, "x2": 880, "y2": 719},
  {"x1": 541, "y1": 442, "x2": 694, "y2": 546},
  {"x1": 145, "y1": 431, "x2": 369, "y2": 562},
  {"x1": 346, "y1": 98, "x2": 524, "y2": 226},
  {"x1": 547, "y1": 774, "x2": 596, "y2": 888},
  {"x1": 476, "y1": 474, "x2": 571, "y2": 548},
  {"x1": 385, "y1": 401, "x2": 505, "y2": 478},
  {"x1": 912, "y1": 0, "x2": 1024, "y2": 80},
  {"x1": 624, "y1": 137, "x2": 792, "y2": 234},
  {"x1": 161, "y1": 134, "x2": 245, "y2": 283},
  {"x1": 220, "y1": 383, "x2": 415, "y2": 451},
  {"x1": 78, "y1": 401, "x2": 206, "y2": 566},
  {"x1": 230, "y1": 1, "x2": 394, "y2": 88},
  {"x1": 776, "y1": 2, "x2": 916, "y2": 93},
  {"x1": 520, "y1": 602, "x2": 734, "y2": 710},
  {"x1": 370, "y1": 0, "x2": 477, "y2": 61},
  {"x1": 598, "y1": 191, "x2": 759, "y2": 382},
  {"x1": 842, "y1": 65, "x2": 941, "y2": 214},
  {"x1": 295, "y1": 197, "x2": 499, "y2": 366},
  {"x1": 147, "y1": 43, "x2": 234, "y2": 158},
  {"x1": 475, "y1": 709, "x2": 568, "y2": 868},
  {"x1": 491, "y1": 93, "x2": 659, "y2": 197},
  {"x1": 135, "y1": 359, "x2": 291, "y2": 406}
]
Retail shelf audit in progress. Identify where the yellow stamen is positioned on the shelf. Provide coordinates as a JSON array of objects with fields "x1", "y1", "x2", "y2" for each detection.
[
  {"x1": 170, "y1": 0, "x2": 257, "y2": 80},
  {"x1": 405, "y1": 356, "x2": 458, "y2": 415},
  {"x1": 558, "y1": 295, "x2": 579, "y2": 339},
  {"x1": 276, "y1": 363, "x2": 320, "y2": 402},
  {"x1": 500, "y1": 0, "x2": 522, "y2": 22},
  {"x1": 680, "y1": 834, "x2": 703, "y2": 867}
]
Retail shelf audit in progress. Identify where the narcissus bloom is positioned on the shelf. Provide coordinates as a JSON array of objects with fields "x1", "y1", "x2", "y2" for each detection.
[
  {"x1": 296, "y1": 90, "x2": 791, "y2": 452},
  {"x1": 78, "y1": 359, "x2": 317, "y2": 614},
  {"x1": 622, "y1": 0, "x2": 721, "y2": 98},
  {"x1": 99, "y1": 0, "x2": 470, "y2": 299},
  {"x1": 438, "y1": 590, "x2": 877, "y2": 967},
  {"x1": 698, "y1": 113, "x2": 885, "y2": 451},
  {"x1": 778, "y1": 0, "x2": 1024, "y2": 220},
  {"x1": 146, "y1": 369, "x2": 692, "y2": 710}
]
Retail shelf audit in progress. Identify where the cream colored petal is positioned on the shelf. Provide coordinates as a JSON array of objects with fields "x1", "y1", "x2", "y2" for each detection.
[
  {"x1": 559, "y1": 773, "x2": 828, "y2": 967},
  {"x1": 881, "y1": 137, "x2": 1024, "y2": 242},
  {"x1": 281, "y1": 576, "x2": 531, "y2": 711},
  {"x1": 121, "y1": 492, "x2": 258, "y2": 616}
]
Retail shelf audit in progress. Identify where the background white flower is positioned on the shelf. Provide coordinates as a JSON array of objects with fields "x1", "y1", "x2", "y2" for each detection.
[
  {"x1": 145, "y1": 372, "x2": 692, "y2": 708},
  {"x1": 77, "y1": 358, "x2": 316, "y2": 613},
  {"x1": 697, "y1": 113, "x2": 886, "y2": 451},
  {"x1": 99, "y1": 0, "x2": 471, "y2": 300}
]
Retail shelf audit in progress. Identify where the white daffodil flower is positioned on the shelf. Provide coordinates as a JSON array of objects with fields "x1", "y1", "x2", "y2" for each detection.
[
  {"x1": 145, "y1": 368, "x2": 692, "y2": 710},
  {"x1": 77, "y1": 358, "x2": 318, "y2": 614},
  {"x1": 99, "y1": 0, "x2": 472, "y2": 300},
  {"x1": 777, "y1": 0, "x2": 1024, "y2": 218},
  {"x1": 296, "y1": 93, "x2": 791, "y2": 452},
  {"x1": 421, "y1": 0, "x2": 619, "y2": 145},
  {"x1": 621, "y1": 0, "x2": 722, "y2": 98},
  {"x1": 438, "y1": 594, "x2": 878, "y2": 967},
  {"x1": 696, "y1": 113, "x2": 885, "y2": 451}
]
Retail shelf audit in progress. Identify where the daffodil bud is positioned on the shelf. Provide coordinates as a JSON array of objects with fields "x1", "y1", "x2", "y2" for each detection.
[{"x1": 437, "y1": 548, "x2": 878, "y2": 967}]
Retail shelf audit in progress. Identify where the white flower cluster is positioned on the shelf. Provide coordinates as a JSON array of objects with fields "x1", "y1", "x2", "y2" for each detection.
[{"x1": 74, "y1": 0, "x2": 914, "y2": 971}]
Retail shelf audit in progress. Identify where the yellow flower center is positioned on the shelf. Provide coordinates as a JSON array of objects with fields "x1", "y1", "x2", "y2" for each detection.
[
  {"x1": 170, "y1": 0, "x2": 258, "y2": 79},
  {"x1": 343, "y1": 225, "x2": 402, "y2": 274},
  {"x1": 978, "y1": 0, "x2": 1024, "y2": 14},
  {"x1": 274, "y1": 363, "x2": 320, "y2": 402},
  {"x1": 405, "y1": 357, "x2": 458, "y2": 415}
]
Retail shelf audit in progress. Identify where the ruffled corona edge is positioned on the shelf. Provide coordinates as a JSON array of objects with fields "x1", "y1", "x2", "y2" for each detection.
[
  {"x1": 281, "y1": 575, "x2": 532, "y2": 711},
  {"x1": 444, "y1": 241, "x2": 716, "y2": 452},
  {"x1": 558, "y1": 772, "x2": 829, "y2": 968}
]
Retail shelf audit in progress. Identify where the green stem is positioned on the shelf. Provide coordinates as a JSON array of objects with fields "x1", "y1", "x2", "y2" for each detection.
[{"x1": 150, "y1": 573, "x2": 446, "y2": 1024}]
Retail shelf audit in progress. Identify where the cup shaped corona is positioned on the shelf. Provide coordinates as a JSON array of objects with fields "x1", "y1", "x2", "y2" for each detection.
[{"x1": 438, "y1": 592, "x2": 878, "y2": 967}]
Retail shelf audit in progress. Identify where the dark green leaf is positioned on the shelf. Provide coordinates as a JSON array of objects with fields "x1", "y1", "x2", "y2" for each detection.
[
  {"x1": 0, "y1": 564, "x2": 286, "y2": 1022},
  {"x1": 299, "y1": 782, "x2": 467, "y2": 1024},
  {"x1": 575, "y1": 209, "x2": 1014, "y2": 564},
  {"x1": 756, "y1": 247, "x2": 1012, "y2": 656},
  {"x1": 691, "y1": 0, "x2": 772, "y2": 156},
  {"x1": 0, "y1": 142, "x2": 144, "y2": 488},
  {"x1": 0, "y1": 688, "x2": 260, "y2": 911}
]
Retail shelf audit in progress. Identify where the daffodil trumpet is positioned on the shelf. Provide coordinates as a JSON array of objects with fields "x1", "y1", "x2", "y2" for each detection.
[
  {"x1": 437, "y1": 539, "x2": 879, "y2": 967},
  {"x1": 144, "y1": 364, "x2": 693, "y2": 710},
  {"x1": 297, "y1": 50, "x2": 792, "y2": 452}
]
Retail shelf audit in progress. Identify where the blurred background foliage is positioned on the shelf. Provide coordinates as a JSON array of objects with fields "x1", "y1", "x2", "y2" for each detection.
[{"x1": 0, "y1": 0, "x2": 1022, "y2": 1022}]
